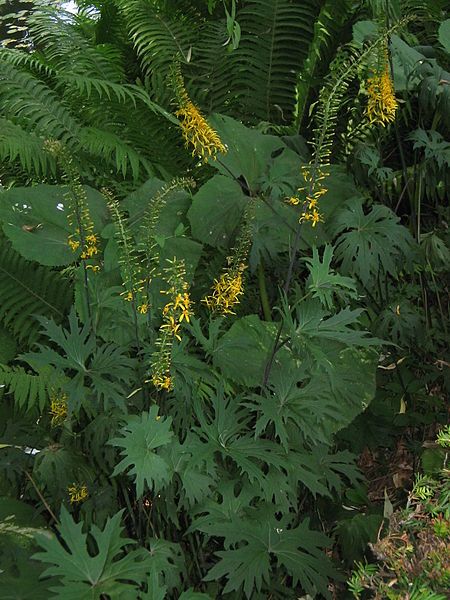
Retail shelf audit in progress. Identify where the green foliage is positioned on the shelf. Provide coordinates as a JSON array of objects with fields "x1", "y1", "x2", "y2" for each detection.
[
  {"x1": 0, "y1": 183, "x2": 107, "y2": 266},
  {"x1": 22, "y1": 309, "x2": 136, "y2": 410},
  {"x1": 0, "y1": 236, "x2": 73, "y2": 344},
  {"x1": 203, "y1": 514, "x2": 337, "y2": 598},
  {"x1": 33, "y1": 507, "x2": 152, "y2": 599},
  {"x1": 0, "y1": 2, "x2": 448, "y2": 599},
  {"x1": 0, "y1": 364, "x2": 50, "y2": 411},
  {"x1": 110, "y1": 406, "x2": 174, "y2": 497},
  {"x1": 331, "y1": 197, "x2": 414, "y2": 286}
]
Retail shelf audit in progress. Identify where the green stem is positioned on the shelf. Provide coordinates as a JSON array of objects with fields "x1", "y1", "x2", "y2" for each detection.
[{"x1": 258, "y1": 259, "x2": 272, "y2": 322}]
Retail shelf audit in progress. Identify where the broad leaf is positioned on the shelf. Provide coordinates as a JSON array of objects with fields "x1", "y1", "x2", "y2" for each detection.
[
  {"x1": 204, "y1": 513, "x2": 337, "y2": 598},
  {"x1": 188, "y1": 174, "x2": 247, "y2": 248},
  {"x1": 0, "y1": 184, "x2": 107, "y2": 266},
  {"x1": 110, "y1": 406, "x2": 174, "y2": 497},
  {"x1": 331, "y1": 197, "x2": 413, "y2": 286},
  {"x1": 33, "y1": 508, "x2": 151, "y2": 599}
]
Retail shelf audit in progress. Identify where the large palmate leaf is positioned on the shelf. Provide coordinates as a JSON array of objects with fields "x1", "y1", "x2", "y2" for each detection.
[
  {"x1": 303, "y1": 245, "x2": 358, "y2": 309},
  {"x1": 110, "y1": 406, "x2": 174, "y2": 497},
  {"x1": 203, "y1": 511, "x2": 337, "y2": 598},
  {"x1": 22, "y1": 309, "x2": 135, "y2": 410},
  {"x1": 208, "y1": 114, "x2": 288, "y2": 190},
  {"x1": 0, "y1": 184, "x2": 107, "y2": 266},
  {"x1": 331, "y1": 197, "x2": 414, "y2": 286},
  {"x1": 33, "y1": 508, "x2": 151, "y2": 600},
  {"x1": 190, "y1": 392, "x2": 287, "y2": 490}
]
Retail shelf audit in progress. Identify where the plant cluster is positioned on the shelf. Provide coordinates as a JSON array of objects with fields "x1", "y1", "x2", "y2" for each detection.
[
  {"x1": 348, "y1": 427, "x2": 450, "y2": 600},
  {"x1": 0, "y1": 1, "x2": 448, "y2": 599}
]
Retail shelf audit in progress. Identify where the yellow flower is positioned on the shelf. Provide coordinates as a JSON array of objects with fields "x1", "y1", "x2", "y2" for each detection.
[
  {"x1": 67, "y1": 483, "x2": 88, "y2": 504},
  {"x1": 137, "y1": 303, "x2": 148, "y2": 314},
  {"x1": 204, "y1": 268, "x2": 245, "y2": 315},
  {"x1": 122, "y1": 291, "x2": 133, "y2": 302},
  {"x1": 85, "y1": 234, "x2": 98, "y2": 245},
  {"x1": 161, "y1": 316, "x2": 182, "y2": 341},
  {"x1": 68, "y1": 237, "x2": 80, "y2": 252},
  {"x1": 80, "y1": 244, "x2": 98, "y2": 259},
  {"x1": 86, "y1": 264, "x2": 100, "y2": 272},
  {"x1": 287, "y1": 196, "x2": 300, "y2": 206},
  {"x1": 301, "y1": 207, "x2": 323, "y2": 227},
  {"x1": 49, "y1": 393, "x2": 68, "y2": 427},
  {"x1": 178, "y1": 306, "x2": 191, "y2": 323},
  {"x1": 176, "y1": 101, "x2": 227, "y2": 161},
  {"x1": 151, "y1": 373, "x2": 173, "y2": 391},
  {"x1": 366, "y1": 64, "x2": 398, "y2": 126}
]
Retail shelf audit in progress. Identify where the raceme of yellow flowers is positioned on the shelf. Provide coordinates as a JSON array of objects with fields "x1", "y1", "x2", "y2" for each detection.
[
  {"x1": 203, "y1": 264, "x2": 246, "y2": 315},
  {"x1": 366, "y1": 54, "x2": 398, "y2": 126},
  {"x1": 67, "y1": 483, "x2": 88, "y2": 504},
  {"x1": 49, "y1": 390, "x2": 68, "y2": 427},
  {"x1": 174, "y1": 66, "x2": 227, "y2": 161},
  {"x1": 44, "y1": 140, "x2": 100, "y2": 267},
  {"x1": 287, "y1": 165, "x2": 328, "y2": 227},
  {"x1": 150, "y1": 259, "x2": 193, "y2": 391}
]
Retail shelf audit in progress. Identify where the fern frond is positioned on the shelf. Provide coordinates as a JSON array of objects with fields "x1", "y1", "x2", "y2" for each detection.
[
  {"x1": 232, "y1": 0, "x2": 321, "y2": 123},
  {"x1": 0, "y1": 364, "x2": 50, "y2": 411},
  {"x1": 79, "y1": 127, "x2": 154, "y2": 180},
  {"x1": 0, "y1": 238, "x2": 73, "y2": 345},
  {"x1": 28, "y1": 7, "x2": 126, "y2": 82},
  {"x1": 0, "y1": 118, "x2": 56, "y2": 178},
  {"x1": 0, "y1": 47, "x2": 56, "y2": 79},
  {"x1": 0, "y1": 61, "x2": 81, "y2": 147},
  {"x1": 116, "y1": 0, "x2": 200, "y2": 101},
  {"x1": 293, "y1": 0, "x2": 355, "y2": 130}
]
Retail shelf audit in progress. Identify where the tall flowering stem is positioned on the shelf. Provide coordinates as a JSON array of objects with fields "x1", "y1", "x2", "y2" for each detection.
[
  {"x1": 263, "y1": 26, "x2": 406, "y2": 387},
  {"x1": 203, "y1": 198, "x2": 256, "y2": 316},
  {"x1": 44, "y1": 140, "x2": 100, "y2": 320},
  {"x1": 149, "y1": 258, "x2": 193, "y2": 391},
  {"x1": 106, "y1": 190, "x2": 149, "y2": 316},
  {"x1": 173, "y1": 64, "x2": 227, "y2": 161},
  {"x1": 44, "y1": 140, "x2": 100, "y2": 263},
  {"x1": 139, "y1": 178, "x2": 195, "y2": 301}
]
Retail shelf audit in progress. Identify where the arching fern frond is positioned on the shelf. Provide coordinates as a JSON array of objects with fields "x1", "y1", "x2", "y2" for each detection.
[
  {"x1": 0, "y1": 364, "x2": 50, "y2": 411},
  {"x1": 28, "y1": 7, "x2": 126, "y2": 82},
  {"x1": 294, "y1": 0, "x2": 355, "y2": 131},
  {"x1": 116, "y1": 0, "x2": 200, "y2": 102},
  {"x1": 0, "y1": 61, "x2": 81, "y2": 147},
  {"x1": 0, "y1": 47, "x2": 56, "y2": 79},
  {"x1": 79, "y1": 127, "x2": 154, "y2": 180},
  {"x1": 0, "y1": 238, "x2": 73, "y2": 346},
  {"x1": 231, "y1": 0, "x2": 321, "y2": 123},
  {"x1": 0, "y1": 118, "x2": 56, "y2": 178}
]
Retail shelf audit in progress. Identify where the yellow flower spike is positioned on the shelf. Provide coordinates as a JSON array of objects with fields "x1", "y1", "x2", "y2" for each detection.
[
  {"x1": 366, "y1": 61, "x2": 398, "y2": 126},
  {"x1": 49, "y1": 392, "x2": 68, "y2": 427},
  {"x1": 176, "y1": 101, "x2": 227, "y2": 161},
  {"x1": 151, "y1": 373, "x2": 173, "y2": 391},
  {"x1": 203, "y1": 269, "x2": 245, "y2": 315},
  {"x1": 67, "y1": 483, "x2": 88, "y2": 504}
]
